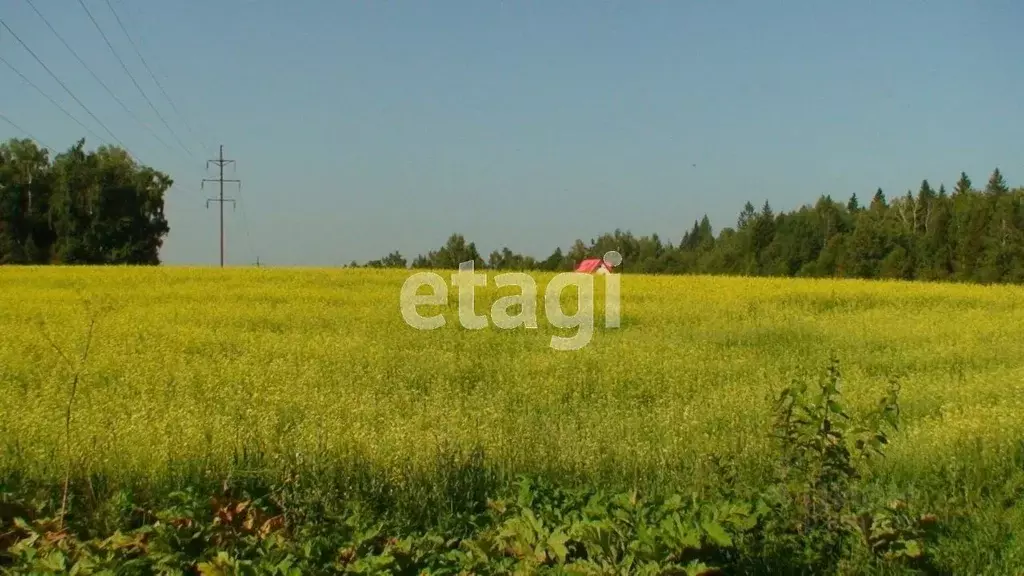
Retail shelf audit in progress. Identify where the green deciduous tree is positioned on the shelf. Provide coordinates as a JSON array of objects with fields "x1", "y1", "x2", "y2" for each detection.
[{"x1": 0, "y1": 138, "x2": 170, "y2": 265}]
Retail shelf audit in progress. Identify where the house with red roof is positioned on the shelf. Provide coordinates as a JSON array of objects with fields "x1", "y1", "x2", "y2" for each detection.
[{"x1": 575, "y1": 258, "x2": 613, "y2": 274}]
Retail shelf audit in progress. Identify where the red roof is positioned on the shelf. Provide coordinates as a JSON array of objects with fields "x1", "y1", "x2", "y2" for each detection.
[{"x1": 575, "y1": 258, "x2": 611, "y2": 273}]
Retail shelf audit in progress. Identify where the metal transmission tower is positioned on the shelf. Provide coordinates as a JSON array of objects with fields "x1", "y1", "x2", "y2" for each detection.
[{"x1": 202, "y1": 145, "x2": 240, "y2": 267}]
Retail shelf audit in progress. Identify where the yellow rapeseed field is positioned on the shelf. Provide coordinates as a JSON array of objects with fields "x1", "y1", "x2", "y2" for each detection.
[{"x1": 1, "y1": 266, "x2": 1022, "y2": 489}]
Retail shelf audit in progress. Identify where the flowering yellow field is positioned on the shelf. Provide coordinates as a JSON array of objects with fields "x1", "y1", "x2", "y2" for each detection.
[{"x1": 1, "y1": 266, "x2": 1022, "y2": 487}]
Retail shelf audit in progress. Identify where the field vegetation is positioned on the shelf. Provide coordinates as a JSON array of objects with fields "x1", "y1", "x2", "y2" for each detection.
[{"x1": 2, "y1": 267, "x2": 1023, "y2": 573}]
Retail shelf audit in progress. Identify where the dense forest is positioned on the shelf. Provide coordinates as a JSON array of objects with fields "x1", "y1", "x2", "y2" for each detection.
[
  {"x1": 360, "y1": 168, "x2": 1024, "y2": 284},
  {"x1": 0, "y1": 138, "x2": 171, "y2": 264}
]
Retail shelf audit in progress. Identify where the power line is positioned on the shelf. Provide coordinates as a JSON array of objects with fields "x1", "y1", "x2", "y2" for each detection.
[
  {"x1": 3, "y1": 9, "x2": 208, "y2": 209},
  {"x1": 2, "y1": 69, "x2": 205, "y2": 204},
  {"x1": 0, "y1": 112, "x2": 55, "y2": 152},
  {"x1": 0, "y1": 19, "x2": 134, "y2": 154},
  {"x1": 202, "y1": 145, "x2": 240, "y2": 267},
  {"x1": 3, "y1": 60, "x2": 204, "y2": 205},
  {"x1": 21, "y1": 0, "x2": 178, "y2": 157},
  {"x1": 75, "y1": 0, "x2": 198, "y2": 163},
  {"x1": 102, "y1": 0, "x2": 211, "y2": 156},
  {"x1": 0, "y1": 55, "x2": 111, "y2": 148},
  {"x1": 111, "y1": 0, "x2": 220, "y2": 155}
]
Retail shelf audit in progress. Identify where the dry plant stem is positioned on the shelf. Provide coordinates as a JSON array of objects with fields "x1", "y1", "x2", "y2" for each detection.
[{"x1": 40, "y1": 315, "x2": 97, "y2": 531}]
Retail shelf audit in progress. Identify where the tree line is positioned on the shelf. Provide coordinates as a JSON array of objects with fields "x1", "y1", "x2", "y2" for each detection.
[
  {"x1": 357, "y1": 167, "x2": 1024, "y2": 284},
  {"x1": 5, "y1": 135, "x2": 1021, "y2": 282},
  {"x1": 0, "y1": 138, "x2": 171, "y2": 264}
]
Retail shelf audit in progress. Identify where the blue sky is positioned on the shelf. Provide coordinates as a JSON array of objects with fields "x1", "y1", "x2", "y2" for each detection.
[{"x1": 2, "y1": 0, "x2": 1022, "y2": 266}]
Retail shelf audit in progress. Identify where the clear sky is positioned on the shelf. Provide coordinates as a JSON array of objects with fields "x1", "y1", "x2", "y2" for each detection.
[{"x1": 2, "y1": 0, "x2": 1022, "y2": 266}]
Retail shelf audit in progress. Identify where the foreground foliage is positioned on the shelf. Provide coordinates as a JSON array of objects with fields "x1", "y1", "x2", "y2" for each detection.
[{"x1": 2, "y1": 362, "x2": 946, "y2": 573}]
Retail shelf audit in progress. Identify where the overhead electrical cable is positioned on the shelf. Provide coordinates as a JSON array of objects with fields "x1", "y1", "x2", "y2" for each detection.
[
  {"x1": 75, "y1": 0, "x2": 199, "y2": 163},
  {"x1": 22, "y1": 0, "x2": 178, "y2": 156},
  {"x1": 0, "y1": 19, "x2": 134, "y2": 155},
  {"x1": 0, "y1": 55, "x2": 111, "y2": 148},
  {"x1": 102, "y1": 0, "x2": 212, "y2": 156},
  {"x1": 0, "y1": 111, "x2": 55, "y2": 152}
]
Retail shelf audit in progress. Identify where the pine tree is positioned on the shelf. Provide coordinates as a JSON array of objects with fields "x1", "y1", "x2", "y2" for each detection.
[
  {"x1": 737, "y1": 202, "x2": 757, "y2": 229},
  {"x1": 986, "y1": 168, "x2": 1009, "y2": 196},
  {"x1": 871, "y1": 188, "x2": 886, "y2": 208},
  {"x1": 846, "y1": 193, "x2": 860, "y2": 212},
  {"x1": 915, "y1": 180, "x2": 935, "y2": 235},
  {"x1": 954, "y1": 172, "x2": 972, "y2": 196},
  {"x1": 680, "y1": 220, "x2": 700, "y2": 251},
  {"x1": 980, "y1": 170, "x2": 1015, "y2": 281},
  {"x1": 697, "y1": 215, "x2": 715, "y2": 250}
]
